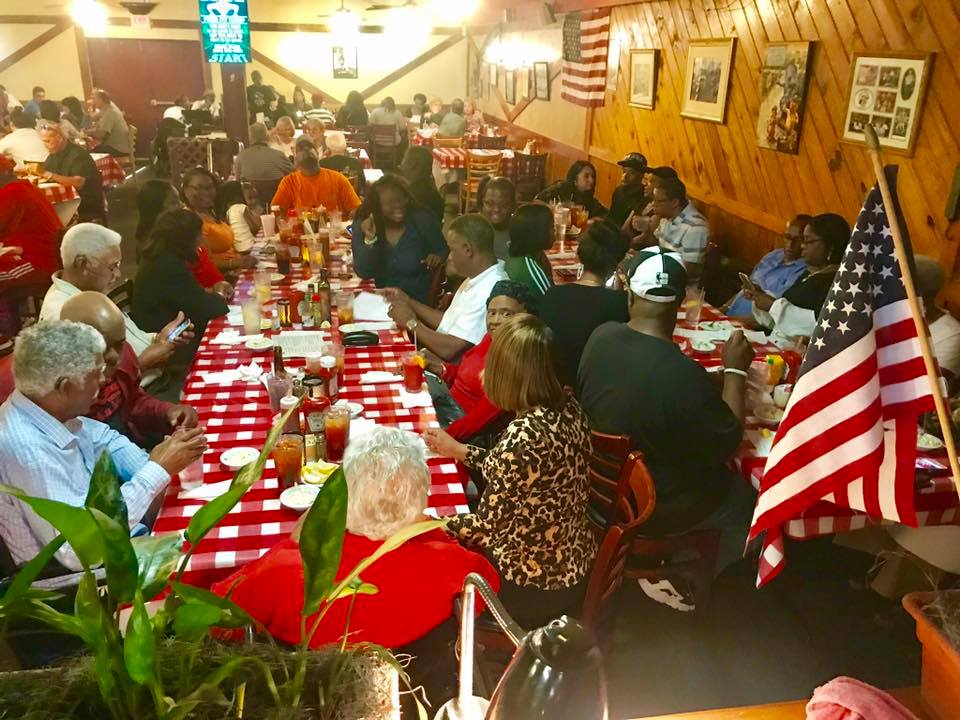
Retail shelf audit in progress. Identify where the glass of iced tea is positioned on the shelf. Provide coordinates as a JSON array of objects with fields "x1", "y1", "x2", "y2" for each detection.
[
  {"x1": 324, "y1": 405, "x2": 351, "y2": 463},
  {"x1": 336, "y1": 292, "x2": 355, "y2": 324},
  {"x1": 273, "y1": 434, "x2": 303, "y2": 489},
  {"x1": 401, "y1": 351, "x2": 425, "y2": 393}
]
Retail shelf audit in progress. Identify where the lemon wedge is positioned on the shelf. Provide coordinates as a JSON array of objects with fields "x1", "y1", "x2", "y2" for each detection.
[{"x1": 301, "y1": 461, "x2": 339, "y2": 484}]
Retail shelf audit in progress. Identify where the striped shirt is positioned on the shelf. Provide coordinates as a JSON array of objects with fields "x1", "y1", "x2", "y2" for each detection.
[
  {"x1": 0, "y1": 390, "x2": 170, "y2": 571},
  {"x1": 303, "y1": 107, "x2": 336, "y2": 126},
  {"x1": 504, "y1": 255, "x2": 554, "y2": 295}
]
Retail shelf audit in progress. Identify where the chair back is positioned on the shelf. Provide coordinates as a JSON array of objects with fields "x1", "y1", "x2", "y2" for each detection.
[
  {"x1": 700, "y1": 240, "x2": 722, "y2": 301},
  {"x1": 513, "y1": 151, "x2": 548, "y2": 199},
  {"x1": 613, "y1": 451, "x2": 657, "y2": 527},
  {"x1": 461, "y1": 150, "x2": 501, "y2": 212},
  {"x1": 166, "y1": 136, "x2": 205, "y2": 187},
  {"x1": 369, "y1": 124, "x2": 401, "y2": 169},
  {"x1": 587, "y1": 431, "x2": 631, "y2": 525},
  {"x1": 434, "y1": 134, "x2": 464, "y2": 149},
  {"x1": 579, "y1": 521, "x2": 642, "y2": 631},
  {"x1": 107, "y1": 279, "x2": 135, "y2": 315},
  {"x1": 476, "y1": 134, "x2": 507, "y2": 150}
]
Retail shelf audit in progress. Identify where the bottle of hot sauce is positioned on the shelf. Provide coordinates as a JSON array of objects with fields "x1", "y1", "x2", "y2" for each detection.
[{"x1": 301, "y1": 376, "x2": 332, "y2": 436}]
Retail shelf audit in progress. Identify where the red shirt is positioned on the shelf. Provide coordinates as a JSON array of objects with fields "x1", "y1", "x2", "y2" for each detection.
[
  {"x1": 443, "y1": 334, "x2": 510, "y2": 441},
  {"x1": 212, "y1": 530, "x2": 499, "y2": 649},
  {"x1": 0, "y1": 180, "x2": 62, "y2": 275},
  {"x1": 86, "y1": 342, "x2": 173, "y2": 441},
  {"x1": 189, "y1": 246, "x2": 224, "y2": 288}
]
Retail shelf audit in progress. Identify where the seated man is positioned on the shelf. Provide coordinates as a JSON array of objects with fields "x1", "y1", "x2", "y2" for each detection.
[
  {"x1": 234, "y1": 122, "x2": 294, "y2": 182},
  {"x1": 271, "y1": 137, "x2": 361, "y2": 218},
  {"x1": 0, "y1": 320, "x2": 206, "y2": 572},
  {"x1": 39, "y1": 223, "x2": 192, "y2": 384},
  {"x1": 40, "y1": 121, "x2": 105, "y2": 223},
  {"x1": 915, "y1": 255, "x2": 960, "y2": 388},
  {"x1": 317, "y1": 130, "x2": 365, "y2": 194},
  {"x1": 648, "y1": 176, "x2": 709, "y2": 281},
  {"x1": 0, "y1": 108, "x2": 47, "y2": 164},
  {"x1": 86, "y1": 89, "x2": 131, "y2": 158},
  {"x1": 386, "y1": 213, "x2": 508, "y2": 361},
  {"x1": 303, "y1": 92, "x2": 335, "y2": 127},
  {"x1": 577, "y1": 249, "x2": 755, "y2": 602},
  {"x1": 607, "y1": 152, "x2": 648, "y2": 228},
  {"x1": 478, "y1": 176, "x2": 516, "y2": 261},
  {"x1": 60, "y1": 292, "x2": 198, "y2": 446},
  {"x1": 438, "y1": 98, "x2": 467, "y2": 137}
]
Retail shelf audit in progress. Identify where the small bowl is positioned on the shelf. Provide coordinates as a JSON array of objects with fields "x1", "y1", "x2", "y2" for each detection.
[
  {"x1": 270, "y1": 273, "x2": 285, "y2": 283},
  {"x1": 280, "y1": 484, "x2": 321, "y2": 512},
  {"x1": 917, "y1": 431, "x2": 945, "y2": 452},
  {"x1": 690, "y1": 339, "x2": 717, "y2": 354},
  {"x1": 220, "y1": 446, "x2": 259, "y2": 470},
  {"x1": 333, "y1": 400, "x2": 363, "y2": 418},
  {"x1": 754, "y1": 405, "x2": 784, "y2": 426},
  {"x1": 245, "y1": 336, "x2": 273, "y2": 351}
]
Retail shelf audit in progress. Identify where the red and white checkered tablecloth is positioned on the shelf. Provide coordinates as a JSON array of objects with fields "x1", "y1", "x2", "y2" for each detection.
[
  {"x1": 431, "y1": 148, "x2": 514, "y2": 175},
  {"x1": 350, "y1": 148, "x2": 372, "y2": 169},
  {"x1": 91, "y1": 153, "x2": 126, "y2": 187},
  {"x1": 38, "y1": 182, "x2": 80, "y2": 205},
  {"x1": 152, "y1": 261, "x2": 468, "y2": 588}
]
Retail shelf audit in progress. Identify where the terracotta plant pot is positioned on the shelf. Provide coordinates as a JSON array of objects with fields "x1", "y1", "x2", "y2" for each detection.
[{"x1": 903, "y1": 590, "x2": 960, "y2": 720}]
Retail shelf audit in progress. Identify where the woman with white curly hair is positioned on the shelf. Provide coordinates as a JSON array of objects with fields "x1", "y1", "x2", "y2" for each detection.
[{"x1": 212, "y1": 425, "x2": 498, "y2": 649}]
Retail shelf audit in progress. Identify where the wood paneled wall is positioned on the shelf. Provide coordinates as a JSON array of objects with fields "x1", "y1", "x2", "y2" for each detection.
[{"x1": 589, "y1": 0, "x2": 960, "y2": 278}]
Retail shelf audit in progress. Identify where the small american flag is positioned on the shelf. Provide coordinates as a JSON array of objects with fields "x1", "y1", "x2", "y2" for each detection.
[
  {"x1": 748, "y1": 167, "x2": 937, "y2": 587},
  {"x1": 560, "y1": 9, "x2": 610, "y2": 108}
]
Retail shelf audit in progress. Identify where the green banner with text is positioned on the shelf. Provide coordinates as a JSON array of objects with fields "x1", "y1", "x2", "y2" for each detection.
[{"x1": 199, "y1": 0, "x2": 251, "y2": 64}]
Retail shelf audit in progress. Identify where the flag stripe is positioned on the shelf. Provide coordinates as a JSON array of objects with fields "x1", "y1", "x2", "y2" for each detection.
[{"x1": 560, "y1": 9, "x2": 610, "y2": 108}]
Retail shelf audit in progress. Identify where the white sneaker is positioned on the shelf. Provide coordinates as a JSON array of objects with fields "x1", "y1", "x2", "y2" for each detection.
[{"x1": 637, "y1": 578, "x2": 695, "y2": 612}]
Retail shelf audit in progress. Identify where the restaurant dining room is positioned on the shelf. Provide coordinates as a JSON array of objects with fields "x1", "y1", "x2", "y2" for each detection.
[{"x1": 1, "y1": 0, "x2": 960, "y2": 717}]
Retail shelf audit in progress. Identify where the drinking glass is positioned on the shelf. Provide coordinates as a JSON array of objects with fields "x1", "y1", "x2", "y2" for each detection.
[
  {"x1": 324, "y1": 406, "x2": 351, "y2": 463},
  {"x1": 266, "y1": 374, "x2": 293, "y2": 413},
  {"x1": 254, "y1": 268, "x2": 272, "y2": 304},
  {"x1": 260, "y1": 214, "x2": 276, "y2": 238},
  {"x1": 273, "y1": 434, "x2": 304, "y2": 489},
  {"x1": 241, "y1": 299, "x2": 261, "y2": 335},
  {"x1": 310, "y1": 244, "x2": 325, "y2": 275},
  {"x1": 335, "y1": 292, "x2": 355, "y2": 325},
  {"x1": 324, "y1": 342, "x2": 345, "y2": 383},
  {"x1": 179, "y1": 457, "x2": 204, "y2": 491},
  {"x1": 305, "y1": 352, "x2": 324, "y2": 375},
  {"x1": 684, "y1": 287, "x2": 705, "y2": 327},
  {"x1": 401, "y1": 351, "x2": 425, "y2": 393}
]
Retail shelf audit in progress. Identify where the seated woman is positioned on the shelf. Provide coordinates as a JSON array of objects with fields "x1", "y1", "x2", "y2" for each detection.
[
  {"x1": 269, "y1": 115, "x2": 297, "y2": 159},
  {"x1": 132, "y1": 209, "x2": 230, "y2": 340},
  {"x1": 211, "y1": 426, "x2": 498, "y2": 649},
  {"x1": 748, "y1": 212, "x2": 849, "y2": 347},
  {"x1": 425, "y1": 280, "x2": 540, "y2": 443},
  {"x1": 504, "y1": 203, "x2": 554, "y2": 295},
  {"x1": 215, "y1": 180, "x2": 261, "y2": 254},
  {"x1": 725, "y1": 214, "x2": 810, "y2": 317},
  {"x1": 400, "y1": 145, "x2": 443, "y2": 221},
  {"x1": 541, "y1": 219, "x2": 629, "y2": 388},
  {"x1": 462, "y1": 97, "x2": 484, "y2": 133},
  {"x1": 180, "y1": 167, "x2": 256, "y2": 277},
  {"x1": 535, "y1": 160, "x2": 608, "y2": 218},
  {"x1": 423, "y1": 315, "x2": 597, "y2": 628},
  {"x1": 351, "y1": 175, "x2": 447, "y2": 304},
  {"x1": 135, "y1": 179, "x2": 229, "y2": 293}
]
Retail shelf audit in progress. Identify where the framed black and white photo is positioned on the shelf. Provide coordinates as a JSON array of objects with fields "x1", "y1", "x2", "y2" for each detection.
[
  {"x1": 504, "y1": 69, "x2": 516, "y2": 104},
  {"x1": 681, "y1": 38, "x2": 735, "y2": 123},
  {"x1": 842, "y1": 51, "x2": 931, "y2": 155},
  {"x1": 534, "y1": 61, "x2": 550, "y2": 101},
  {"x1": 332, "y1": 46, "x2": 357, "y2": 79},
  {"x1": 755, "y1": 41, "x2": 813, "y2": 154},
  {"x1": 628, "y1": 49, "x2": 658, "y2": 109}
]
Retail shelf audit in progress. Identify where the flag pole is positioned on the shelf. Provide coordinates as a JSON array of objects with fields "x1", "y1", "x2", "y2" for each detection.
[{"x1": 863, "y1": 124, "x2": 960, "y2": 500}]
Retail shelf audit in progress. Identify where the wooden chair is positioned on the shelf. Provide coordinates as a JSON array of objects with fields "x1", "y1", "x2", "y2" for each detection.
[
  {"x1": 433, "y1": 134, "x2": 464, "y2": 149},
  {"x1": 513, "y1": 151, "x2": 548, "y2": 200},
  {"x1": 586, "y1": 431, "x2": 632, "y2": 527},
  {"x1": 368, "y1": 124, "x2": 401, "y2": 169},
  {"x1": 460, "y1": 151, "x2": 501, "y2": 213},
  {"x1": 115, "y1": 123, "x2": 138, "y2": 180},
  {"x1": 166, "y1": 136, "x2": 206, "y2": 187},
  {"x1": 476, "y1": 134, "x2": 508, "y2": 150}
]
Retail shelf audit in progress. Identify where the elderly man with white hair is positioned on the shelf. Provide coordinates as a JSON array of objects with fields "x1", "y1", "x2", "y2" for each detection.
[
  {"x1": 212, "y1": 426, "x2": 498, "y2": 649},
  {"x1": 318, "y1": 130, "x2": 365, "y2": 193},
  {"x1": 39, "y1": 223, "x2": 192, "y2": 381},
  {"x1": 0, "y1": 321, "x2": 206, "y2": 573}
]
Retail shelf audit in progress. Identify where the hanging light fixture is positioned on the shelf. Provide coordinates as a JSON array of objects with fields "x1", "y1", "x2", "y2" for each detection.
[
  {"x1": 428, "y1": 0, "x2": 479, "y2": 26},
  {"x1": 71, "y1": 0, "x2": 109, "y2": 32},
  {"x1": 329, "y1": 0, "x2": 361, "y2": 37}
]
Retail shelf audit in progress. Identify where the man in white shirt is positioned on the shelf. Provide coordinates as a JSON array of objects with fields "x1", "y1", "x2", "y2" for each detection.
[
  {"x1": 0, "y1": 321, "x2": 205, "y2": 573},
  {"x1": 87, "y1": 89, "x2": 131, "y2": 157},
  {"x1": 162, "y1": 95, "x2": 190, "y2": 123},
  {"x1": 915, "y1": 255, "x2": 960, "y2": 381},
  {"x1": 650, "y1": 176, "x2": 709, "y2": 281},
  {"x1": 386, "y1": 214, "x2": 508, "y2": 360},
  {"x1": 191, "y1": 90, "x2": 221, "y2": 120},
  {"x1": 40, "y1": 223, "x2": 191, "y2": 384},
  {"x1": 0, "y1": 108, "x2": 48, "y2": 164}
]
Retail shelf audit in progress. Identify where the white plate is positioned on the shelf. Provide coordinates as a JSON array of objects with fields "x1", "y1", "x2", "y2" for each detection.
[
  {"x1": 245, "y1": 336, "x2": 273, "y2": 351},
  {"x1": 334, "y1": 400, "x2": 363, "y2": 418},
  {"x1": 754, "y1": 405, "x2": 784, "y2": 426},
  {"x1": 690, "y1": 339, "x2": 716, "y2": 353},
  {"x1": 280, "y1": 484, "x2": 321, "y2": 512},
  {"x1": 917, "y1": 430, "x2": 945, "y2": 452},
  {"x1": 220, "y1": 446, "x2": 259, "y2": 470},
  {"x1": 699, "y1": 321, "x2": 732, "y2": 332},
  {"x1": 271, "y1": 273, "x2": 285, "y2": 283}
]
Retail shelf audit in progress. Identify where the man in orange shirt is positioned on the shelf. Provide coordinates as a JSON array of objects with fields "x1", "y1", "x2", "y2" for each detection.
[{"x1": 271, "y1": 138, "x2": 361, "y2": 217}]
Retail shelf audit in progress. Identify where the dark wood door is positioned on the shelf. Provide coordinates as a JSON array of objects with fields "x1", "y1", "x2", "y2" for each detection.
[{"x1": 87, "y1": 38, "x2": 207, "y2": 155}]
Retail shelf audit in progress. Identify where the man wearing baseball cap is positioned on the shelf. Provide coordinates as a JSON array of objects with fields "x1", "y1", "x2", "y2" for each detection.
[
  {"x1": 608, "y1": 152, "x2": 649, "y2": 228},
  {"x1": 577, "y1": 248, "x2": 756, "y2": 607}
]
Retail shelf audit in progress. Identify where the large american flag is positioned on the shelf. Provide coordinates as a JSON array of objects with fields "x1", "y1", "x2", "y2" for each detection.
[
  {"x1": 560, "y1": 9, "x2": 610, "y2": 108},
  {"x1": 748, "y1": 167, "x2": 937, "y2": 587}
]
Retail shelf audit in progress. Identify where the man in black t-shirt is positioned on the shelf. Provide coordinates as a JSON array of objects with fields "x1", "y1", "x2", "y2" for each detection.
[
  {"x1": 40, "y1": 123, "x2": 105, "y2": 222},
  {"x1": 246, "y1": 71, "x2": 276, "y2": 122},
  {"x1": 578, "y1": 248, "x2": 756, "y2": 581},
  {"x1": 607, "y1": 152, "x2": 649, "y2": 228}
]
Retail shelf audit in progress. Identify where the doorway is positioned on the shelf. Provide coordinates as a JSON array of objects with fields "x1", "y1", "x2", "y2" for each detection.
[{"x1": 86, "y1": 38, "x2": 208, "y2": 156}]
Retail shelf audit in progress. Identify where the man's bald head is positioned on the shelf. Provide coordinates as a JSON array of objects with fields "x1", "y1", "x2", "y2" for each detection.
[{"x1": 60, "y1": 292, "x2": 126, "y2": 378}]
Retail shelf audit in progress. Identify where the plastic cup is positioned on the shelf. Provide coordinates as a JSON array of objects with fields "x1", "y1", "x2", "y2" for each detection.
[
  {"x1": 179, "y1": 457, "x2": 204, "y2": 491},
  {"x1": 266, "y1": 374, "x2": 293, "y2": 413},
  {"x1": 254, "y1": 268, "x2": 272, "y2": 304},
  {"x1": 305, "y1": 351, "x2": 324, "y2": 375},
  {"x1": 273, "y1": 434, "x2": 303, "y2": 489},
  {"x1": 260, "y1": 214, "x2": 276, "y2": 238},
  {"x1": 324, "y1": 406, "x2": 351, "y2": 463},
  {"x1": 401, "y1": 351, "x2": 425, "y2": 393},
  {"x1": 241, "y1": 299, "x2": 261, "y2": 335},
  {"x1": 684, "y1": 287, "x2": 705, "y2": 326},
  {"x1": 324, "y1": 342, "x2": 345, "y2": 383},
  {"x1": 336, "y1": 292, "x2": 354, "y2": 325}
]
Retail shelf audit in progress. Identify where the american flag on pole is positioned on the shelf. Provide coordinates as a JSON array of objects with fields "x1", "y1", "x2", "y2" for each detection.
[
  {"x1": 748, "y1": 167, "x2": 937, "y2": 587},
  {"x1": 560, "y1": 9, "x2": 610, "y2": 107}
]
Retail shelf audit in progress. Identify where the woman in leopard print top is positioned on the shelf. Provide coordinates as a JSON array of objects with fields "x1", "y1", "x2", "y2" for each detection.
[{"x1": 424, "y1": 314, "x2": 597, "y2": 626}]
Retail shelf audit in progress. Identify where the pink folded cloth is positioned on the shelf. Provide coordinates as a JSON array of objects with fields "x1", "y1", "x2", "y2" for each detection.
[{"x1": 805, "y1": 677, "x2": 920, "y2": 720}]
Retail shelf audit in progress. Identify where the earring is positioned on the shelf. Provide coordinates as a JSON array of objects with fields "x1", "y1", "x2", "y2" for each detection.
[{"x1": 576, "y1": 264, "x2": 584, "y2": 280}]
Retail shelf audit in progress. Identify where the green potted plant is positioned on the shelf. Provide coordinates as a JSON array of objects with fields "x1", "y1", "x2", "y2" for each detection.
[
  {"x1": 0, "y1": 407, "x2": 441, "y2": 719},
  {"x1": 903, "y1": 590, "x2": 960, "y2": 720}
]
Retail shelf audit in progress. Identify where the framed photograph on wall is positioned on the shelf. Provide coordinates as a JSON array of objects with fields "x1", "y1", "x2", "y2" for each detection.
[
  {"x1": 332, "y1": 46, "x2": 357, "y2": 79},
  {"x1": 628, "y1": 49, "x2": 658, "y2": 109},
  {"x1": 489, "y1": 62, "x2": 498, "y2": 86},
  {"x1": 841, "y1": 51, "x2": 932, "y2": 156},
  {"x1": 681, "y1": 38, "x2": 736, "y2": 123},
  {"x1": 504, "y1": 69, "x2": 516, "y2": 104},
  {"x1": 534, "y1": 61, "x2": 550, "y2": 101},
  {"x1": 755, "y1": 41, "x2": 813, "y2": 154}
]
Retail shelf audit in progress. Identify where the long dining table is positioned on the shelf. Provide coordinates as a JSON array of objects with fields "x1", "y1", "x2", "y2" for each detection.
[{"x1": 151, "y1": 239, "x2": 468, "y2": 589}]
